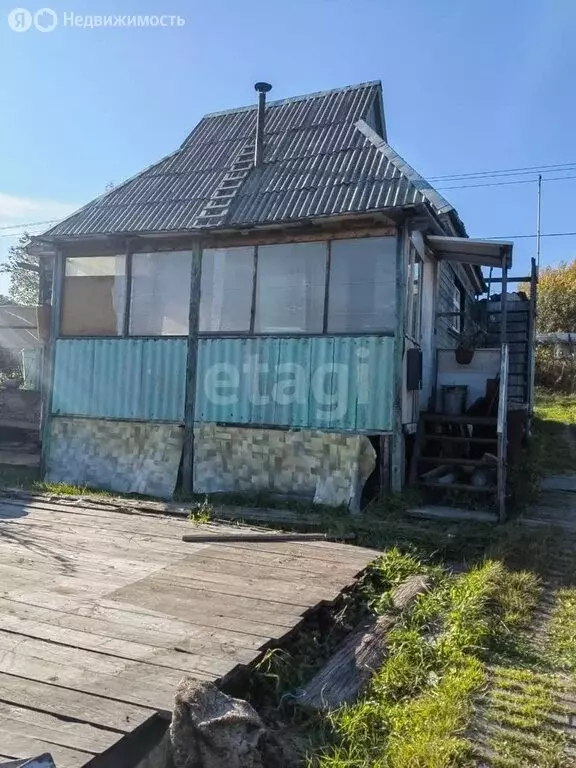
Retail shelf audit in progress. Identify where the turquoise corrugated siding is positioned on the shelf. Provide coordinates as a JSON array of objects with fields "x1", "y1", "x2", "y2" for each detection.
[
  {"x1": 52, "y1": 338, "x2": 187, "y2": 421},
  {"x1": 196, "y1": 336, "x2": 394, "y2": 431}
]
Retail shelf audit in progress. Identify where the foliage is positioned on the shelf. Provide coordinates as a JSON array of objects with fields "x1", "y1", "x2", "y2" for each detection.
[
  {"x1": 547, "y1": 588, "x2": 576, "y2": 671},
  {"x1": 1, "y1": 233, "x2": 40, "y2": 305},
  {"x1": 532, "y1": 390, "x2": 576, "y2": 475},
  {"x1": 536, "y1": 345, "x2": 576, "y2": 393},
  {"x1": 530, "y1": 260, "x2": 576, "y2": 334},
  {"x1": 188, "y1": 496, "x2": 214, "y2": 524},
  {"x1": 315, "y1": 560, "x2": 541, "y2": 768}
]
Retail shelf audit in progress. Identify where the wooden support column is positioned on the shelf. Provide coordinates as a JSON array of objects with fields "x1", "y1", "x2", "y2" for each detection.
[
  {"x1": 391, "y1": 225, "x2": 407, "y2": 492},
  {"x1": 181, "y1": 240, "x2": 202, "y2": 496},
  {"x1": 40, "y1": 248, "x2": 64, "y2": 478}
]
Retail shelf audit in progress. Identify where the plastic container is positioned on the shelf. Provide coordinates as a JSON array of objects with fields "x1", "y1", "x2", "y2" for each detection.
[{"x1": 441, "y1": 385, "x2": 468, "y2": 416}]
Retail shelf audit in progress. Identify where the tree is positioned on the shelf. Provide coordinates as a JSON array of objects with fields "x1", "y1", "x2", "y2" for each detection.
[
  {"x1": 1, "y1": 233, "x2": 40, "y2": 305},
  {"x1": 520, "y1": 260, "x2": 576, "y2": 333}
]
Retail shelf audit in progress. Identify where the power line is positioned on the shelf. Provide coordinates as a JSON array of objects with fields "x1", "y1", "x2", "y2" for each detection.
[
  {"x1": 483, "y1": 231, "x2": 576, "y2": 241},
  {"x1": 0, "y1": 219, "x2": 58, "y2": 232},
  {"x1": 437, "y1": 174, "x2": 576, "y2": 191},
  {"x1": 429, "y1": 160, "x2": 576, "y2": 182}
]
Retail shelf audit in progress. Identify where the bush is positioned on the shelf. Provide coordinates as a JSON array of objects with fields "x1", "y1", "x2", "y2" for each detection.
[{"x1": 535, "y1": 345, "x2": 576, "y2": 392}]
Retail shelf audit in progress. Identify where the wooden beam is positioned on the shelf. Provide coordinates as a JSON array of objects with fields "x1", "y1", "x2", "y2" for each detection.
[
  {"x1": 57, "y1": 221, "x2": 397, "y2": 257},
  {"x1": 181, "y1": 240, "x2": 202, "y2": 496},
  {"x1": 391, "y1": 227, "x2": 406, "y2": 492},
  {"x1": 40, "y1": 248, "x2": 63, "y2": 479}
]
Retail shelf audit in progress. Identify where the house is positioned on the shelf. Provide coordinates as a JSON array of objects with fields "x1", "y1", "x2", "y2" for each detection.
[{"x1": 35, "y1": 80, "x2": 535, "y2": 513}]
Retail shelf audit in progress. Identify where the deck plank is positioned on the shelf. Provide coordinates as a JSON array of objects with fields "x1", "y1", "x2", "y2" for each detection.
[
  {"x1": 0, "y1": 495, "x2": 379, "y2": 766},
  {"x1": 0, "y1": 729, "x2": 93, "y2": 768},
  {"x1": 0, "y1": 672, "x2": 153, "y2": 732},
  {"x1": 0, "y1": 701, "x2": 123, "y2": 754}
]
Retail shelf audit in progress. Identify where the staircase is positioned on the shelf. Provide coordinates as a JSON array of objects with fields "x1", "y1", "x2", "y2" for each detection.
[
  {"x1": 409, "y1": 345, "x2": 509, "y2": 522},
  {"x1": 195, "y1": 141, "x2": 256, "y2": 227}
]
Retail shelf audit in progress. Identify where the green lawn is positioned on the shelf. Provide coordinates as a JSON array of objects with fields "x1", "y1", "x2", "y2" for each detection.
[{"x1": 533, "y1": 390, "x2": 576, "y2": 475}]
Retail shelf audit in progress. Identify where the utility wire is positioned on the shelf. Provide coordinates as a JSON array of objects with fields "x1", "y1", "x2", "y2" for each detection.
[
  {"x1": 429, "y1": 160, "x2": 576, "y2": 181},
  {"x1": 483, "y1": 231, "x2": 576, "y2": 241},
  {"x1": 437, "y1": 174, "x2": 576, "y2": 191},
  {"x1": 0, "y1": 219, "x2": 58, "y2": 232},
  {"x1": 1, "y1": 162, "x2": 576, "y2": 241}
]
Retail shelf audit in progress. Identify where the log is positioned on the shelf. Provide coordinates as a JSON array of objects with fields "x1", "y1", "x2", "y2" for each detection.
[
  {"x1": 182, "y1": 532, "x2": 355, "y2": 543},
  {"x1": 296, "y1": 574, "x2": 430, "y2": 710}
]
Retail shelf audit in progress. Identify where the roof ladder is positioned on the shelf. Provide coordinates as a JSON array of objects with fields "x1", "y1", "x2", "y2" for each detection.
[{"x1": 195, "y1": 141, "x2": 256, "y2": 227}]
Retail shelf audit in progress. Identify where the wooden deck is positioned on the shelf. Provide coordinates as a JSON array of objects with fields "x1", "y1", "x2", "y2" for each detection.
[{"x1": 0, "y1": 495, "x2": 379, "y2": 767}]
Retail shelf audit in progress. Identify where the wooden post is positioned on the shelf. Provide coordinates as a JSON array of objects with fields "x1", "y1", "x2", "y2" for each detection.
[
  {"x1": 40, "y1": 248, "x2": 63, "y2": 479},
  {"x1": 379, "y1": 433, "x2": 390, "y2": 493},
  {"x1": 181, "y1": 240, "x2": 202, "y2": 496},
  {"x1": 391, "y1": 226, "x2": 407, "y2": 492},
  {"x1": 527, "y1": 257, "x2": 538, "y2": 417}
]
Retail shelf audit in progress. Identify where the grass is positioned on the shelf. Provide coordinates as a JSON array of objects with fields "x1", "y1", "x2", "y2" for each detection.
[
  {"x1": 188, "y1": 496, "x2": 214, "y2": 524},
  {"x1": 547, "y1": 588, "x2": 576, "y2": 671},
  {"x1": 311, "y1": 560, "x2": 541, "y2": 768},
  {"x1": 533, "y1": 390, "x2": 576, "y2": 476}
]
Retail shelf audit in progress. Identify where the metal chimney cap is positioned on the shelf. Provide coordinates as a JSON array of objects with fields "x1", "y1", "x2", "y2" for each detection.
[{"x1": 254, "y1": 82, "x2": 272, "y2": 93}]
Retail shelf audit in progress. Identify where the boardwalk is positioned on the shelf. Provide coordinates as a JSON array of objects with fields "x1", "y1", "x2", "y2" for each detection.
[{"x1": 0, "y1": 495, "x2": 379, "y2": 767}]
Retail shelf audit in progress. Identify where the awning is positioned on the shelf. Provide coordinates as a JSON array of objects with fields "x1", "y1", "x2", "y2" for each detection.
[{"x1": 426, "y1": 235, "x2": 513, "y2": 269}]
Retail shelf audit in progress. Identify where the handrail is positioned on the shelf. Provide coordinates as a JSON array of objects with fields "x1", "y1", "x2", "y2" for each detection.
[{"x1": 497, "y1": 343, "x2": 509, "y2": 522}]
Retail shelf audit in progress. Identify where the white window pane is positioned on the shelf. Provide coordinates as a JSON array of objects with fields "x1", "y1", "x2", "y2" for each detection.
[
  {"x1": 200, "y1": 247, "x2": 253, "y2": 332},
  {"x1": 255, "y1": 243, "x2": 326, "y2": 333},
  {"x1": 65, "y1": 256, "x2": 125, "y2": 277},
  {"x1": 61, "y1": 255, "x2": 126, "y2": 336},
  {"x1": 130, "y1": 251, "x2": 192, "y2": 336},
  {"x1": 328, "y1": 237, "x2": 396, "y2": 332}
]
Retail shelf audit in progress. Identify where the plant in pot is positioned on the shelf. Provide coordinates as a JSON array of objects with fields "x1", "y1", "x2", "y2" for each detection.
[{"x1": 455, "y1": 322, "x2": 486, "y2": 365}]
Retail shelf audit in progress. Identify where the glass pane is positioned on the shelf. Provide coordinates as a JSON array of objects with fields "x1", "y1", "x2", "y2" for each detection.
[
  {"x1": 328, "y1": 237, "x2": 396, "y2": 332},
  {"x1": 130, "y1": 251, "x2": 192, "y2": 336},
  {"x1": 255, "y1": 242, "x2": 327, "y2": 333},
  {"x1": 200, "y1": 247, "x2": 254, "y2": 332},
  {"x1": 61, "y1": 255, "x2": 126, "y2": 336}
]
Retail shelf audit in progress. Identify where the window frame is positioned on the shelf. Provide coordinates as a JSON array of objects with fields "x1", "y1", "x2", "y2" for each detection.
[
  {"x1": 59, "y1": 253, "x2": 128, "y2": 338},
  {"x1": 59, "y1": 248, "x2": 194, "y2": 340},
  {"x1": 58, "y1": 236, "x2": 398, "y2": 340},
  {"x1": 253, "y1": 241, "x2": 329, "y2": 335},
  {"x1": 449, "y1": 281, "x2": 466, "y2": 335}
]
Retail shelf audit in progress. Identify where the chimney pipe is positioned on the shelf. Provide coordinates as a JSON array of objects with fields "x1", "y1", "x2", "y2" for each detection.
[{"x1": 254, "y1": 82, "x2": 272, "y2": 167}]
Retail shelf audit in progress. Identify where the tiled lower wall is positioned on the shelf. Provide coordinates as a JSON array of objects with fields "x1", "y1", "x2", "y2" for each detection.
[
  {"x1": 46, "y1": 417, "x2": 378, "y2": 509},
  {"x1": 193, "y1": 424, "x2": 377, "y2": 510},
  {"x1": 46, "y1": 417, "x2": 183, "y2": 499}
]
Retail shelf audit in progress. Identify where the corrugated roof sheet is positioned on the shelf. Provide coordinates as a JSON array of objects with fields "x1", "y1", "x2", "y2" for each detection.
[{"x1": 43, "y1": 81, "x2": 455, "y2": 239}]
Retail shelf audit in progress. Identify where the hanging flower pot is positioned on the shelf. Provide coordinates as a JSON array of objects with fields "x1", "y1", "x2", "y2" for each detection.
[{"x1": 455, "y1": 346, "x2": 475, "y2": 365}]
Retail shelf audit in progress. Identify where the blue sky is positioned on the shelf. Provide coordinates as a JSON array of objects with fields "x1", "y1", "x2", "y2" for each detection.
[{"x1": 0, "y1": 0, "x2": 575, "y2": 293}]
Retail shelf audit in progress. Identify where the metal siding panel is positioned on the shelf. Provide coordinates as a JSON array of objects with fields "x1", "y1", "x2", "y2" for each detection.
[
  {"x1": 51, "y1": 338, "x2": 186, "y2": 421},
  {"x1": 273, "y1": 338, "x2": 312, "y2": 427},
  {"x1": 308, "y1": 335, "x2": 335, "y2": 429},
  {"x1": 53, "y1": 339, "x2": 94, "y2": 416},
  {"x1": 195, "y1": 335, "x2": 393, "y2": 431}
]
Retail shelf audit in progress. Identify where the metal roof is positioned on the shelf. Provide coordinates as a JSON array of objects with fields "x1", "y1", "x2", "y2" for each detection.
[{"x1": 43, "y1": 81, "x2": 457, "y2": 239}]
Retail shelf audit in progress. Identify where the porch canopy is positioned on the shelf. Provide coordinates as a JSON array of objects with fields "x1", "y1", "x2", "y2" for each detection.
[{"x1": 426, "y1": 236, "x2": 513, "y2": 269}]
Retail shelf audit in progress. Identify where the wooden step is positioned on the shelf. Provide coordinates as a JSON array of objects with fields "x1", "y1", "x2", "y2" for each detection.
[
  {"x1": 418, "y1": 457, "x2": 497, "y2": 467},
  {"x1": 422, "y1": 434, "x2": 497, "y2": 445},
  {"x1": 422, "y1": 413, "x2": 497, "y2": 425},
  {"x1": 421, "y1": 481, "x2": 497, "y2": 493}
]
